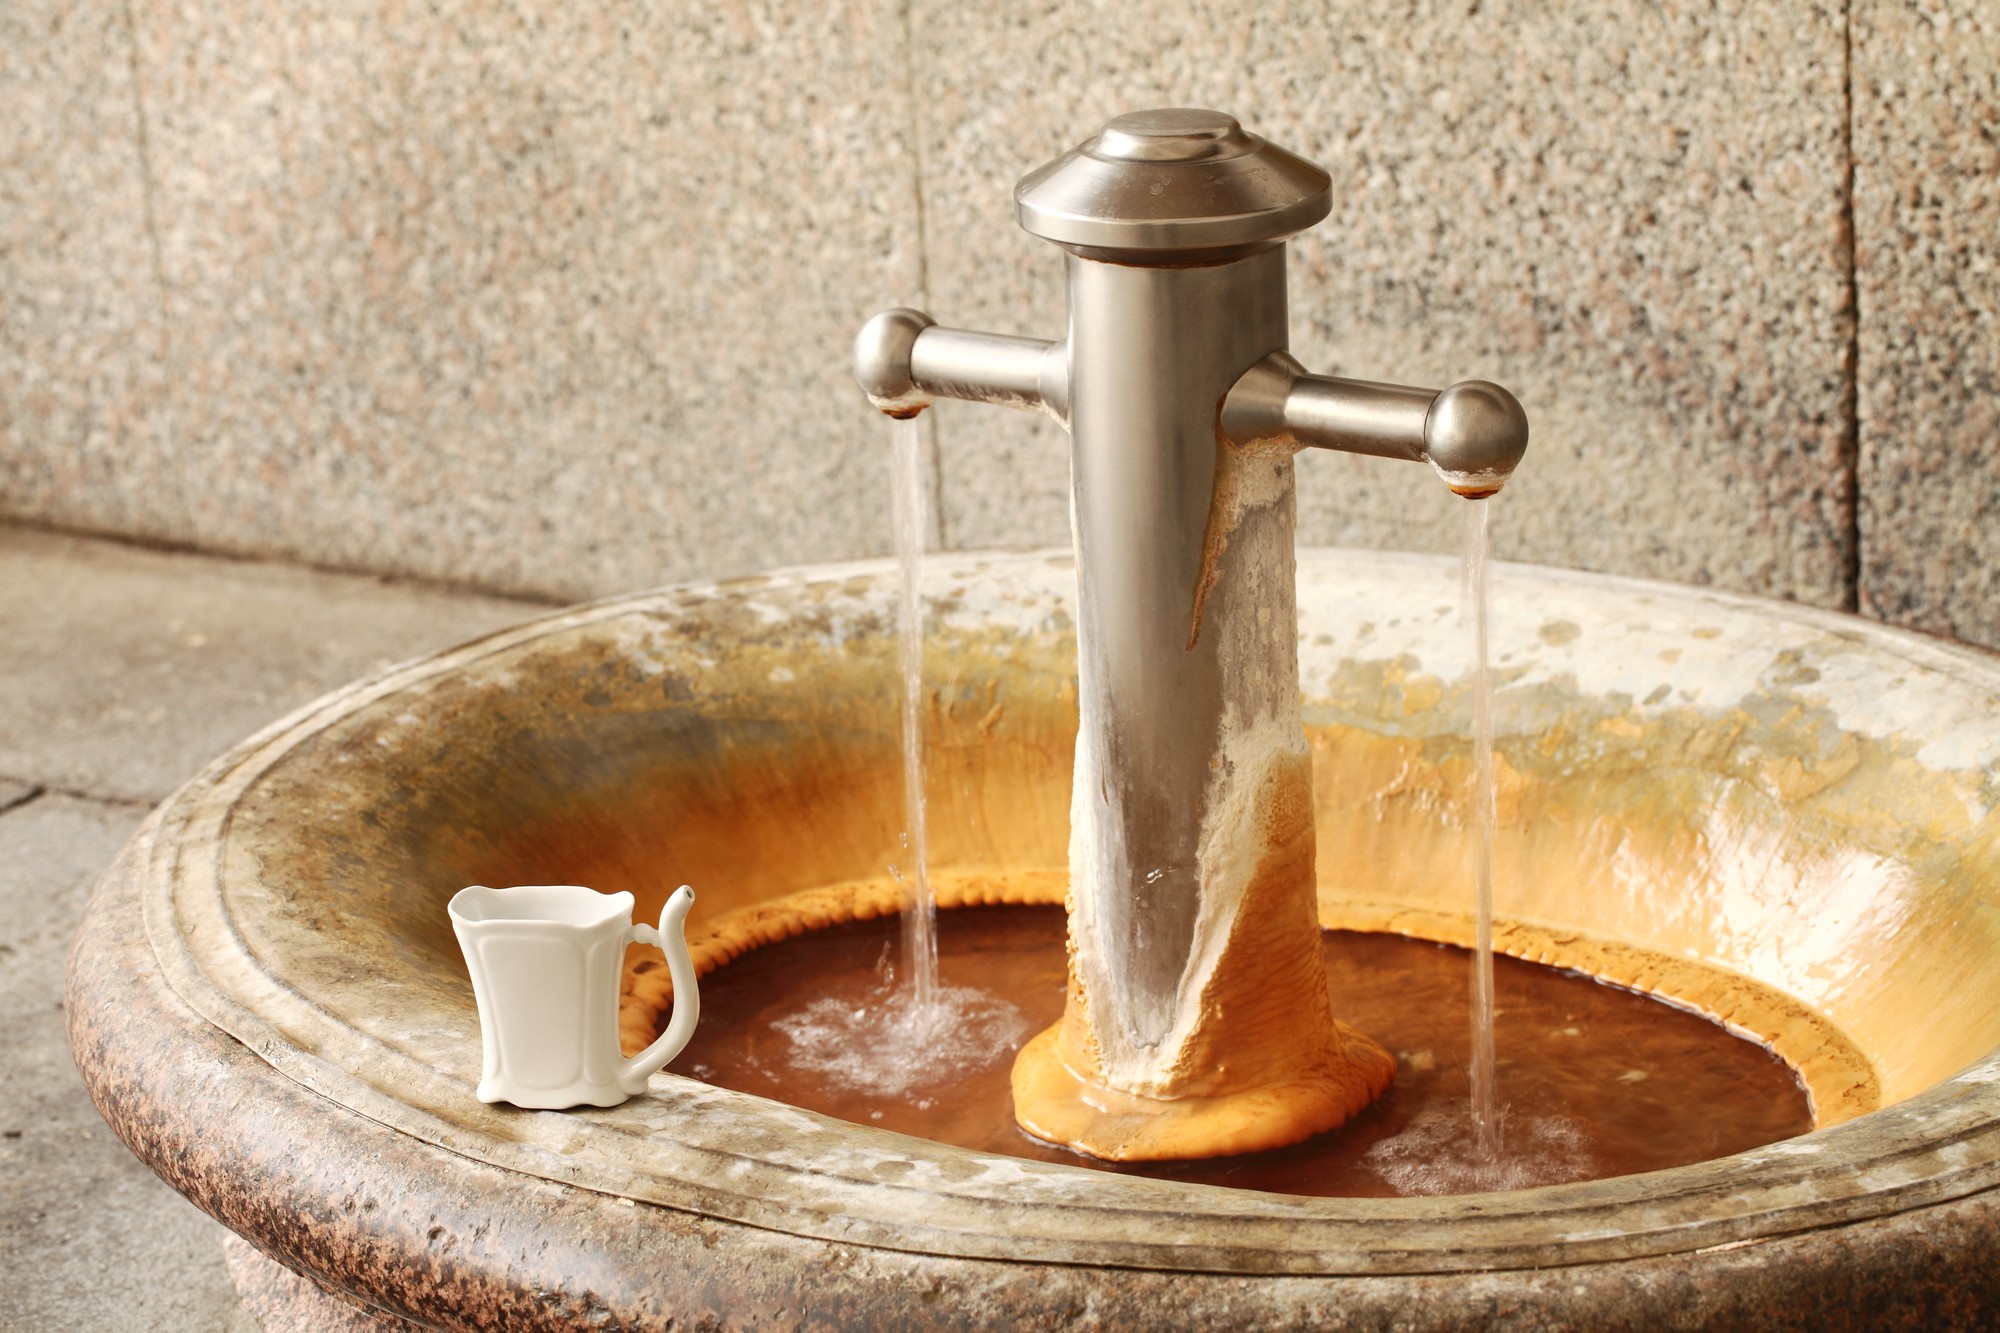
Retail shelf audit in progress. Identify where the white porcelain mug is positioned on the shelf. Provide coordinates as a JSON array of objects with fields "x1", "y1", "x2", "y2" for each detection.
[{"x1": 448, "y1": 883, "x2": 699, "y2": 1109}]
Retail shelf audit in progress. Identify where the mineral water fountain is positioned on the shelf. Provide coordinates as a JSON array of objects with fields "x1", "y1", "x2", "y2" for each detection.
[
  {"x1": 66, "y1": 110, "x2": 2000, "y2": 1328},
  {"x1": 851, "y1": 107, "x2": 1527, "y2": 1164}
]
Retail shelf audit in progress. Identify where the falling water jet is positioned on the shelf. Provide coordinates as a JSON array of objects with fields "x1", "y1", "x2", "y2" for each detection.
[
  {"x1": 1344, "y1": 496, "x2": 1533, "y2": 1196},
  {"x1": 1464, "y1": 496, "x2": 1500, "y2": 1163},
  {"x1": 890, "y1": 414, "x2": 940, "y2": 1019},
  {"x1": 748, "y1": 416, "x2": 1033, "y2": 1101}
]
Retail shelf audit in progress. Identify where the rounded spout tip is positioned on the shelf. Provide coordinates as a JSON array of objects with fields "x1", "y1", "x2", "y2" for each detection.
[
  {"x1": 853, "y1": 307, "x2": 936, "y2": 416},
  {"x1": 1424, "y1": 380, "x2": 1529, "y2": 497}
]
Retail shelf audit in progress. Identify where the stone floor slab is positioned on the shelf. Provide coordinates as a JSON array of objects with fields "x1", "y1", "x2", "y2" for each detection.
[
  {"x1": 0, "y1": 524, "x2": 548, "y2": 1328},
  {"x1": 0, "y1": 792, "x2": 255, "y2": 1332},
  {"x1": 0, "y1": 525, "x2": 538, "y2": 805}
]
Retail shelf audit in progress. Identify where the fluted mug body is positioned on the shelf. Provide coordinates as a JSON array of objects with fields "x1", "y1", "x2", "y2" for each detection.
[{"x1": 449, "y1": 884, "x2": 699, "y2": 1109}]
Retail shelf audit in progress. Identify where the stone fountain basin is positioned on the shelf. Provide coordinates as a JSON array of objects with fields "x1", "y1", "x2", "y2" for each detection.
[{"x1": 70, "y1": 549, "x2": 2000, "y2": 1328}]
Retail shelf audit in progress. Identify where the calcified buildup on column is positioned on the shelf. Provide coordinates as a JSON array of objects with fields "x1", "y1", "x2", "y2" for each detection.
[{"x1": 1012, "y1": 421, "x2": 1397, "y2": 1160}]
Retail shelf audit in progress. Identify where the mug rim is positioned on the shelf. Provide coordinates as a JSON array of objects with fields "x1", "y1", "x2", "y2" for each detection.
[{"x1": 448, "y1": 884, "x2": 634, "y2": 930}]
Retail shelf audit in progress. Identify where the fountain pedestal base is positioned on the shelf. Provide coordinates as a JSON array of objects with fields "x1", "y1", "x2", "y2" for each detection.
[{"x1": 1011, "y1": 1019, "x2": 1396, "y2": 1161}]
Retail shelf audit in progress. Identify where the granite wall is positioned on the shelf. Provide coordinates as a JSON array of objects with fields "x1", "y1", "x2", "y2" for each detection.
[
  {"x1": 2, "y1": 2, "x2": 1995, "y2": 642},
  {"x1": 1853, "y1": 3, "x2": 2000, "y2": 641}
]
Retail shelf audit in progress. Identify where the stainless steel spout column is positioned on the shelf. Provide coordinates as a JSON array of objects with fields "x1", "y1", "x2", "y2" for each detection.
[
  {"x1": 854, "y1": 108, "x2": 1527, "y2": 1160},
  {"x1": 1060, "y1": 243, "x2": 1288, "y2": 1049}
]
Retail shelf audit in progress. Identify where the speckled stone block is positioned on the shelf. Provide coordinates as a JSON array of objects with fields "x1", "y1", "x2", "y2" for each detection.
[
  {"x1": 0, "y1": 1, "x2": 178, "y2": 540},
  {"x1": 912, "y1": 1, "x2": 1858, "y2": 606},
  {"x1": 1853, "y1": 3, "x2": 2000, "y2": 646},
  {"x1": 119, "y1": 0, "x2": 924, "y2": 602},
  {"x1": 0, "y1": 1, "x2": 1898, "y2": 614}
]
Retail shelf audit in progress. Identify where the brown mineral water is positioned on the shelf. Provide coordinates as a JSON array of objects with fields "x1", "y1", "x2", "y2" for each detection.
[{"x1": 675, "y1": 905, "x2": 1814, "y2": 1197}]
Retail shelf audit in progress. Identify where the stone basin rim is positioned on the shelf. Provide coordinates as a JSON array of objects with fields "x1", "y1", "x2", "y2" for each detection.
[{"x1": 121, "y1": 548, "x2": 2000, "y2": 1276}]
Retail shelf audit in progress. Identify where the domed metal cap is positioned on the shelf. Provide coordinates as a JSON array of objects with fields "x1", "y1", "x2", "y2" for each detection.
[
  {"x1": 1423, "y1": 380, "x2": 1531, "y2": 497},
  {"x1": 1014, "y1": 109, "x2": 1332, "y2": 256}
]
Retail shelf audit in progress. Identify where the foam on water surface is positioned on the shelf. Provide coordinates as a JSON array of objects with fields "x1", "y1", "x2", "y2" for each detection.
[
  {"x1": 770, "y1": 976, "x2": 1033, "y2": 1107},
  {"x1": 1362, "y1": 1108, "x2": 1594, "y2": 1196}
]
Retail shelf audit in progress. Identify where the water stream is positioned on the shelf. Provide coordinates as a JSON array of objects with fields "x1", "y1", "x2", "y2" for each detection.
[
  {"x1": 1465, "y1": 497, "x2": 1500, "y2": 1161},
  {"x1": 890, "y1": 415, "x2": 940, "y2": 1012},
  {"x1": 736, "y1": 419, "x2": 1028, "y2": 1104}
]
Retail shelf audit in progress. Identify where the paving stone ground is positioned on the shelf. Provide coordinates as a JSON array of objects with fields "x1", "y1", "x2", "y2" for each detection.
[{"x1": 0, "y1": 524, "x2": 540, "y2": 1330}]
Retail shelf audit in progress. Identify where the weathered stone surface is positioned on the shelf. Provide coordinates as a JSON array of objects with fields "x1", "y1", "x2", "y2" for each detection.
[
  {"x1": 64, "y1": 550, "x2": 2000, "y2": 1327},
  {"x1": 0, "y1": 793, "x2": 252, "y2": 1332},
  {"x1": 0, "y1": 524, "x2": 535, "y2": 805},
  {"x1": 0, "y1": 1, "x2": 176, "y2": 542},
  {"x1": 61, "y1": 0, "x2": 926, "y2": 602},
  {"x1": 226, "y1": 1236, "x2": 415, "y2": 1332},
  {"x1": 912, "y1": 1, "x2": 1857, "y2": 607},
  {"x1": 1853, "y1": 3, "x2": 2000, "y2": 646}
]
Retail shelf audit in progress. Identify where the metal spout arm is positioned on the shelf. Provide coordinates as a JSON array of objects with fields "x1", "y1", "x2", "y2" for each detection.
[
  {"x1": 853, "y1": 308, "x2": 1068, "y2": 426},
  {"x1": 1220, "y1": 351, "x2": 1529, "y2": 497}
]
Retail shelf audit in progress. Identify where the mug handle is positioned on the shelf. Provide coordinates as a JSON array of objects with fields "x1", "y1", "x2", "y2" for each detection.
[{"x1": 620, "y1": 885, "x2": 700, "y2": 1090}]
